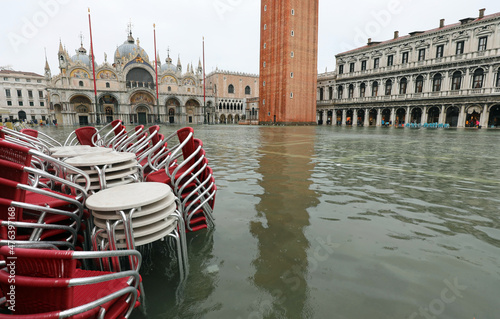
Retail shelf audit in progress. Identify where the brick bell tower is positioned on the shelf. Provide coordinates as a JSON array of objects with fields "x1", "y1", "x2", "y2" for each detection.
[{"x1": 258, "y1": 0, "x2": 319, "y2": 125}]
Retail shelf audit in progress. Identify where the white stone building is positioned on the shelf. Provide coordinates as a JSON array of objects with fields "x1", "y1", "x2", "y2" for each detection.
[
  {"x1": 0, "y1": 68, "x2": 50, "y2": 123},
  {"x1": 47, "y1": 29, "x2": 216, "y2": 126},
  {"x1": 317, "y1": 8, "x2": 500, "y2": 128}
]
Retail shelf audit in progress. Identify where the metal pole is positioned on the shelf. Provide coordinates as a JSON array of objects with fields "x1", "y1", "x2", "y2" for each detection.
[
  {"x1": 203, "y1": 37, "x2": 206, "y2": 124},
  {"x1": 154, "y1": 23, "x2": 160, "y2": 123},
  {"x1": 88, "y1": 8, "x2": 100, "y2": 124}
]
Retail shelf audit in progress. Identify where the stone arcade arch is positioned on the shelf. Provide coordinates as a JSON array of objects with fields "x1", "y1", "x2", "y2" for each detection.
[
  {"x1": 166, "y1": 98, "x2": 181, "y2": 124},
  {"x1": 427, "y1": 106, "x2": 440, "y2": 124},
  {"x1": 445, "y1": 106, "x2": 460, "y2": 127},
  {"x1": 410, "y1": 107, "x2": 422, "y2": 124},
  {"x1": 465, "y1": 105, "x2": 482, "y2": 127},
  {"x1": 488, "y1": 105, "x2": 500, "y2": 128},
  {"x1": 395, "y1": 108, "x2": 406, "y2": 126}
]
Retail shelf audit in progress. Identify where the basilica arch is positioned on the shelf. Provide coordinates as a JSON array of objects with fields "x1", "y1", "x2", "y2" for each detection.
[
  {"x1": 130, "y1": 91, "x2": 155, "y2": 124},
  {"x1": 70, "y1": 95, "x2": 92, "y2": 125}
]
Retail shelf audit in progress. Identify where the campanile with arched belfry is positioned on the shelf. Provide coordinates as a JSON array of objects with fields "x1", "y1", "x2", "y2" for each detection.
[{"x1": 259, "y1": 0, "x2": 319, "y2": 125}]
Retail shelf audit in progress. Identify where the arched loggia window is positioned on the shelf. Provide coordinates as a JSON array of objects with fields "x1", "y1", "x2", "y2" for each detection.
[{"x1": 228, "y1": 84, "x2": 235, "y2": 94}]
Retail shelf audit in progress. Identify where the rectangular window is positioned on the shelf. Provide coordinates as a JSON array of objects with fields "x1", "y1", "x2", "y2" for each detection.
[
  {"x1": 5, "y1": 89, "x2": 10, "y2": 98},
  {"x1": 349, "y1": 63, "x2": 355, "y2": 73},
  {"x1": 26, "y1": 79, "x2": 31, "y2": 83},
  {"x1": 40, "y1": 102, "x2": 45, "y2": 107},
  {"x1": 17, "y1": 89, "x2": 22, "y2": 97},
  {"x1": 28, "y1": 90, "x2": 33, "y2": 98},
  {"x1": 29, "y1": 101, "x2": 34, "y2": 106},
  {"x1": 361, "y1": 60, "x2": 367, "y2": 71},
  {"x1": 402, "y1": 52, "x2": 409, "y2": 64},
  {"x1": 373, "y1": 58, "x2": 379, "y2": 69},
  {"x1": 37, "y1": 79, "x2": 42, "y2": 83},
  {"x1": 7, "y1": 101, "x2": 12, "y2": 106},
  {"x1": 478, "y1": 37, "x2": 487, "y2": 51},
  {"x1": 436, "y1": 45, "x2": 444, "y2": 58},
  {"x1": 338, "y1": 65, "x2": 344, "y2": 74},
  {"x1": 39, "y1": 91, "x2": 44, "y2": 98},
  {"x1": 3, "y1": 77, "x2": 7, "y2": 81},
  {"x1": 452, "y1": 75, "x2": 462, "y2": 90},
  {"x1": 418, "y1": 49, "x2": 425, "y2": 61},
  {"x1": 15, "y1": 78, "x2": 20, "y2": 82},
  {"x1": 456, "y1": 41, "x2": 464, "y2": 54},
  {"x1": 387, "y1": 55, "x2": 393, "y2": 66},
  {"x1": 19, "y1": 101, "x2": 23, "y2": 106}
]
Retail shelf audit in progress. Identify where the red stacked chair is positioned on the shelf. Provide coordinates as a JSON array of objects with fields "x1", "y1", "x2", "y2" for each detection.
[
  {"x1": 146, "y1": 127, "x2": 216, "y2": 231},
  {"x1": 0, "y1": 246, "x2": 141, "y2": 318},
  {"x1": 0, "y1": 140, "x2": 90, "y2": 249}
]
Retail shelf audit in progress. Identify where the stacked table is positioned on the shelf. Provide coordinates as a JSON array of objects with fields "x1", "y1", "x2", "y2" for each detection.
[
  {"x1": 85, "y1": 182, "x2": 187, "y2": 277},
  {"x1": 65, "y1": 151, "x2": 140, "y2": 192}
]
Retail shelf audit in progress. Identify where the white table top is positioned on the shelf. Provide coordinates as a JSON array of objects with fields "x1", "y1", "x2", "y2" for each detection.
[
  {"x1": 65, "y1": 151, "x2": 136, "y2": 166},
  {"x1": 86, "y1": 182, "x2": 172, "y2": 211},
  {"x1": 49, "y1": 145, "x2": 91, "y2": 153},
  {"x1": 52, "y1": 146, "x2": 112, "y2": 158}
]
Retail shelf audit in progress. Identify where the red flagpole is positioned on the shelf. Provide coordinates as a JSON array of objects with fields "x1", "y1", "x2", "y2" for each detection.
[
  {"x1": 203, "y1": 37, "x2": 206, "y2": 124},
  {"x1": 154, "y1": 23, "x2": 159, "y2": 122},
  {"x1": 88, "y1": 8, "x2": 99, "y2": 124}
]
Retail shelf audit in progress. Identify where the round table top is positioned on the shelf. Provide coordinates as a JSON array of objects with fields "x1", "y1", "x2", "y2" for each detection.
[
  {"x1": 65, "y1": 151, "x2": 136, "y2": 166},
  {"x1": 52, "y1": 146, "x2": 112, "y2": 158},
  {"x1": 49, "y1": 145, "x2": 91, "y2": 153},
  {"x1": 86, "y1": 182, "x2": 171, "y2": 211}
]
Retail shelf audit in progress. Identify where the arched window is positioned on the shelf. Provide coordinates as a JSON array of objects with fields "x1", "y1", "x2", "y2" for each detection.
[
  {"x1": 105, "y1": 82, "x2": 110, "y2": 88},
  {"x1": 360, "y1": 83, "x2": 366, "y2": 97},
  {"x1": 415, "y1": 76, "x2": 424, "y2": 93},
  {"x1": 168, "y1": 86, "x2": 171, "y2": 92},
  {"x1": 496, "y1": 68, "x2": 500, "y2": 87},
  {"x1": 79, "y1": 81, "x2": 84, "y2": 87},
  {"x1": 348, "y1": 84, "x2": 354, "y2": 98},
  {"x1": 337, "y1": 85, "x2": 343, "y2": 99},
  {"x1": 385, "y1": 79, "x2": 392, "y2": 95},
  {"x1": 320, "y1": 88, "x2": 324, "y2": 100},
  {"x1": 451, "y1": 71, "x2": 462, "y2": 90},
  {"x1": 329, "y1": 87, "x2": 333, "y2": 99},
  {"x1": 245, "y1": 86, "x2": 251, "y2": 95},
  {"x1": 473, "y1": 69, "x2": 484, "y2": 88},
  {"x1": 432, "y1": 73, "x2": 442, "y2": 92},
  {"x1": 228, "y1": 84, "x2": 234, "y2": 94},
  {"x1": 219, "y1": 103, "x2": 222, "y2": 110},
  {"x1": 399, "y1": 78, "x2": 407, "y2": 94},
  {"x1": 372, "y1": 81, "x2": 378, "y2": 97}
]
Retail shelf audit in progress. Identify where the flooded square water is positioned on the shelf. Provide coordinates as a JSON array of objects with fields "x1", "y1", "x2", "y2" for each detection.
[{"x1": 39, "y1": 124, "x2": 500, "y2": 319}]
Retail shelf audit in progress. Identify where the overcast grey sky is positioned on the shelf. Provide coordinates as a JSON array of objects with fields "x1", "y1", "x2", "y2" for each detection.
[{"x1": 1, "y1": 0, "x2": 499, "y2": 76}]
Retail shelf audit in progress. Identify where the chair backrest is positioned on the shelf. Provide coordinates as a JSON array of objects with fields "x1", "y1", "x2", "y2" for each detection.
[
  {"x1": 0, "y1": 139, "x2": 32, "y2": 183},
  {"x1": 0, "y1": 246, "x2": 77, "y2": 314},
  {"x1": 20, "y1": 128, "x2": 39, "y2": 138},
  {"x1": 74, "y1": 126, "x2": 98, "y2": 146},
  {"x1": 177, "y1": 127, "x2": 196, "y2": 166}
]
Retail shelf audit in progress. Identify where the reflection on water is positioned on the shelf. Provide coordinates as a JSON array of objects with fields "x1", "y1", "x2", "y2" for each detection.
[
  {"x1": 251, "y1": 127, "x2": 319, "y2": 318},
  {"x1": 36, "y1": 125, "x2": 500, "y2": 319}
]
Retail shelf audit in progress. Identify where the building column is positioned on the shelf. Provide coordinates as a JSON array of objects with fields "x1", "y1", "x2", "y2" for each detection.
[
  {"x1": 376, "y1": 108, "x2": 382, "y2": 126},
  {"x1": 439, "y1": 105, "x2": 446, "y2": 124},
  {"x1": 364, "y1": 108, "x2": 370, "y2": 126},
  {"x1": 406, "y1": 106, "x2": 411, "y2": 125},
  {"x1": 421, "y1": 106, "x2": 427, "y2": 124},
  {"x1": 457, "y1": 105, "x2": 466, "y2": 128},
  {"x1": 342, "y1": 109, "x2": 347, "y2": 126},
  {"x1": 353, "y1": 109, "x2": 358, "y2": 126},
  {"x1": 481, "y1": 103, "x2": 489, "y2": 127},
  {"x1": 390, "y1": 107, "x2": 396, "y2": 125}
]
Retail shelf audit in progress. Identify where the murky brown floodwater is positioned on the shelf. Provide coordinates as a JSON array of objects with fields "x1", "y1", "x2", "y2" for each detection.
[{"x1": 40, "y1": 124, "x2": 500, "y2": 319}]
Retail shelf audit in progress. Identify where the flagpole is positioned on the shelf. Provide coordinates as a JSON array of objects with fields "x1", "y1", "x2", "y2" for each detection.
[
  {"x1": 153, "y1": 23, "x2": 160, "y2": 123},
  {"x1": 203, "y1": 37, "x2": 206, "y2": 124},
  {"x1": 88, "y1": 8, "x2": 99, "y2": 124}
]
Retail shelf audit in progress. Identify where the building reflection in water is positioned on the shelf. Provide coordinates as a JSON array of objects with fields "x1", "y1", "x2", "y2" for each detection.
[{"x1": 251, "y1": 126, "x2": 320, "y2": 318}]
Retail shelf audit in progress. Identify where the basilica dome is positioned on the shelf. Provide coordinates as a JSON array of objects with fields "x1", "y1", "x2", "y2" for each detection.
[
  {"x1": 115, "y1": 34, "x2": 149, "y2": 63},
  {"x1": 71, "y1": 46, "x2": 92, "y2": 68},
  {"x1": 161, "y1": 56, "x2": 177, "y2": 73}
]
